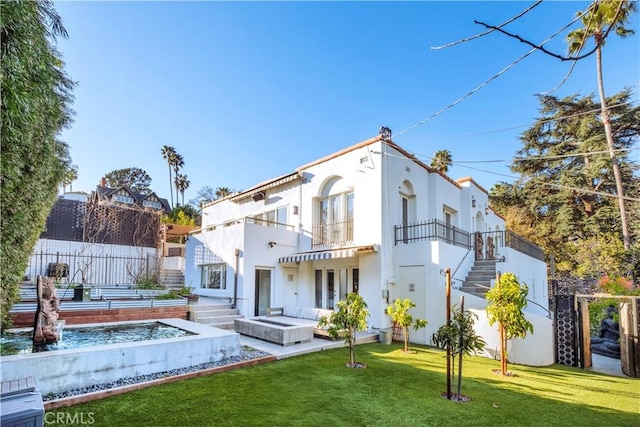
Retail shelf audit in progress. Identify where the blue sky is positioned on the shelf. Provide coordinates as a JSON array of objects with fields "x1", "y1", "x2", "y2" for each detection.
[{"x1": 54, "y1": 1, "x2": 639, "y2": 205}]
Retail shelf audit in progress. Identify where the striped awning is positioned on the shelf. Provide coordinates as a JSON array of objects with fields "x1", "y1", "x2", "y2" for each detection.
[{"x1": 278, "y1": 245, "x2": 378, "y2": 264}]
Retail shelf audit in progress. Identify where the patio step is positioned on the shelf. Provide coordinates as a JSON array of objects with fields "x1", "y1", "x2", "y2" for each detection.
[{"x1": 188, "y1": 303, "x2": 243, "y2": 330}]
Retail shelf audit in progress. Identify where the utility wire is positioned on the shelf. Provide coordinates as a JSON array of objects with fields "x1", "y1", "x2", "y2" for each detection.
[
  {"x1": 454, "y1": 162, "x2": 640, "y2": 202},
  {"x1": 380, "y1": 146, "x2": 638, "y2": 166},
  {"x1": 420, "y1": 100, "x2": 638, "y2": 142},
  {"x1": 431, "y1": 1, "x2": 543, "y2": 50},
  {"x1": 394, "y1": 7, "x2": 592, "y2": 139}
]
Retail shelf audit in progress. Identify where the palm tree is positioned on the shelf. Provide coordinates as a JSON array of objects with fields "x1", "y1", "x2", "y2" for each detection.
[
  {"x1": 567, "y1": 0, "x2": 636, "y2": 250},
  {"x1": 215, "y1": 186, "x2": 233, "y2": 199},
  {"x1": 171, "y1": 153, "x2": 184, "y2": 207},
  {"x1": 174, "y1": 173, "x2": 190, "y2": 206},
  {"x1": 431, "y1": 149, "x2": 452, "y2": 174},
  {"x1": 161, "y1": 145, "x2": 176, "y2": 209}
]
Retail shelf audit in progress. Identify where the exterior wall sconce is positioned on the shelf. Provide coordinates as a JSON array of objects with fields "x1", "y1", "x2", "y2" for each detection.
[
  {"x1": 252, "y1": 191, "x2": 265, "y2": 202},
  {"x1": 485, "y1": 206, "x2": 489, "y2": 215},
  {"x1": 471, "y1": 196, "x2": 476, "y2": 208}
]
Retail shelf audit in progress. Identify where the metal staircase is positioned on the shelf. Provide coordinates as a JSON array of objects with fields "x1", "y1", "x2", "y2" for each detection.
[{"x1": 460, "y1": 259, "x2": 497, "y2": 298}]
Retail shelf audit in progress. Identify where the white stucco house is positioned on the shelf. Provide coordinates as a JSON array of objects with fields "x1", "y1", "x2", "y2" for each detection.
[{"x1": 185, "y1": 133, "x2": 554, "y2": 365}]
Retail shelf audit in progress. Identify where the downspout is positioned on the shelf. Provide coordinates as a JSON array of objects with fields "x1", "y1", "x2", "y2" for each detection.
[{"x1": 232, "y1": 248, "x2": 239, "y2": 309}]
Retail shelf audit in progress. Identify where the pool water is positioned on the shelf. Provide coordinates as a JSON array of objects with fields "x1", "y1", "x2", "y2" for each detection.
[{"x1": 0, "y1": 322, "x2": 195, "y2": 356}]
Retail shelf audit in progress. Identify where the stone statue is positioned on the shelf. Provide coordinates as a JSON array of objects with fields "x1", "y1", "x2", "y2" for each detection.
[
  {"x1": 33, "y1": 275, "x2": 60, "y2": 345},
  {"x1": 475, "y1": 232, "x2": 484, "y2": 260},
  {"x1": 487, "y1": 236, "x2": 495, "y2": 259}
]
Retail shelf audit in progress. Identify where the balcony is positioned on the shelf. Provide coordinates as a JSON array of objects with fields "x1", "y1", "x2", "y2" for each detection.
[
  {"x1": 312, "y1": 218, "x2": 354, "y2": 248},
  {"x1": 394, "y1": 220, "x2": 544, "y2": 262},
  {"x1": 394, "y1": 219, "x2": 470, "y2": 248}
]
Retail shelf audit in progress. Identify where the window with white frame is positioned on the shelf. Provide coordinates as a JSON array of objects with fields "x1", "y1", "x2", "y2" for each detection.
[
  {"x1": 315, "y1": 190, "x2": 354, "y2": 246},
  {"x1": 201, "y1": 263, "x2": 227, "y2": 289},
  {"x1": 113, "y1": 194, "x2": 134, "y2": 204},
  {"x1": 143, "y1": 200, "x2": 162, "y2": 209},
  {"x1": 251, "y1": 206, "x2": 289, "y2": 228}
]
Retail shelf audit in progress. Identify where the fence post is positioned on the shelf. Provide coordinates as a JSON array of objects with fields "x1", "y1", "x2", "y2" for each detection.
[{"x1": 146, "y1": 253, "x2": 150, "y2": 278}]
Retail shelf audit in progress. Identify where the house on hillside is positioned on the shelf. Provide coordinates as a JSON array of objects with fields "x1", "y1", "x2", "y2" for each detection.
[
  {"x1": 185, "y1": 131, "x2": 553, "y2": 365},
  {"x1": 26, "y1": 182, "x2": 176, "y2": 286}
]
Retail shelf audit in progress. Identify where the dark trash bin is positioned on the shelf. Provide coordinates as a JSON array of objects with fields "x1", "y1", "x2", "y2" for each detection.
[{"x1": 73, "y1": 286, "x2": 92, "y2": 302}]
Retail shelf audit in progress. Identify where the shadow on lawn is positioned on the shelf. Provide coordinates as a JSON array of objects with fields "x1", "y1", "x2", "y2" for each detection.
[{"x1": 54, "y1": 343, "x2": 640, "y2": 427}]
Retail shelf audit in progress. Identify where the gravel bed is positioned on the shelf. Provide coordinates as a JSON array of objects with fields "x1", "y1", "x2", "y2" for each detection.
[{"x1": 43, "y1": 347, "x2": 270, "y2": 401}]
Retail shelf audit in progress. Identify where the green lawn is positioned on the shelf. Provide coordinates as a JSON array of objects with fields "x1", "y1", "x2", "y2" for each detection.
[{"x1": 50, "y1": 344, "x2": 639, "y2": 427}]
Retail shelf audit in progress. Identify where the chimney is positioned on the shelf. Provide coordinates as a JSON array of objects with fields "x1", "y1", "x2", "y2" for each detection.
[{"x1": 100, "y1": 177, "x2": 106, "y2": 187}]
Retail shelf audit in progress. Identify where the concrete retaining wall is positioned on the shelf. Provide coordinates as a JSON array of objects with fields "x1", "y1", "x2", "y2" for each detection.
[{"x1": 1, "y1": 319, "x2": 240, "y2": 395}]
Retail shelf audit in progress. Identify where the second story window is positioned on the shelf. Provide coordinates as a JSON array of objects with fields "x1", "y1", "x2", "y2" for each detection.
[
  {"x1": 113, "y1": 194, "x2": 134, "y2": 204},
  {"x1": 314, "y1": 191, "x2": 354, "y2": 247},
  {"x1": 143, "y1": 200, "x2": 162, "y2": 209}
]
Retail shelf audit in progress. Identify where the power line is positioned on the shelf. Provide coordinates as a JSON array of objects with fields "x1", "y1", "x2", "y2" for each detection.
[
  {"x1": 417, "y1": 100, "x2": 638, "y2": 142},
  {"x1": 393, "y1": 5, "x2": 592, "y2": 139},
  {"x1": 454, "y1": 162, "x2": 640, "y2": 202},
  {"x1": 430, "y1": 1, "x2": 544, "y2": 50}
]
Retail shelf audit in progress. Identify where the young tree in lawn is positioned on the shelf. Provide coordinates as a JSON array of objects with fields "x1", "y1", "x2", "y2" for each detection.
[
  {"x1": 432, "y1": 298, "x2": 486, "y2": 401},
  {"x1": 386, "y1": 298, "x2": 427, "y2": 353},
  {"x1": 318, "y1": 293, "x2": 369, "y2": 367},
  {"x1": 485, "y1": 273, "x2": 533, "y2": 375}
]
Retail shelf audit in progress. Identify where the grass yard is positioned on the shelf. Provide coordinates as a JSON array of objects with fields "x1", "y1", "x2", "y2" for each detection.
[{"x1": 50, "y1": 343, "x2": 639, "y2": 426}]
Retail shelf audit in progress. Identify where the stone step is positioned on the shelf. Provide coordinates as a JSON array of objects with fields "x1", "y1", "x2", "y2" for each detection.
[
  {"x1": 192, "y1": 308, "x2": 239, "y2": 317},
  {"x1": 189, "y1": 303, "x2": 233, "y2": 312},
  {"x1": 196, "y1": 314, "x2": 244, "y2": 325}
]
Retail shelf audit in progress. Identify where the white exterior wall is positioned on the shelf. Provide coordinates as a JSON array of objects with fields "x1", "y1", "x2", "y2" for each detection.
[
  {"x1": 185, "y1": 138, "x2": 551, "y2": 366},
  {"x1": 27, "y1": 239, "x2": 157, "y2": 285},
  {"x1": 496, "y1": 248, "x2": 549, "y2": 317}
]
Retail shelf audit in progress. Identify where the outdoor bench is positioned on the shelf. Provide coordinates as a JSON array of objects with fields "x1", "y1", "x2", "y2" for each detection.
[{"x1": 265, "y1": 306, "x2": 335, "y2": 338}]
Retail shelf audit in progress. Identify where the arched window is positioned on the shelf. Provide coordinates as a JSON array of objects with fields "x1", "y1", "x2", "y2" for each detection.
[
  {"x1": 399, "y1": 180, "x2": 416, "y2": 244},
  {"x1": 314, "y1": 176, "x2": 354, "y2": 247}
]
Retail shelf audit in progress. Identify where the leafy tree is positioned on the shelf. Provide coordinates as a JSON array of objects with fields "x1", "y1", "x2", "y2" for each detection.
[
  {"x1": 174, "y1": 173, "x2": 190, "y2": 206},
  {"x1": 567, "y1": 0, "x2": 637, "y2": 250},
  {"x1": 1, "y1": 0, "x2": 75, "y2": 329},
  {"x1": 161, "y1": 145, "x2": 176, "y2": 209},
  {"x1": 385, "y1": 298, "x2": 428, "y2": 353},
  {"x1": 430, "y1": 149, "x2": 452, "y2": 174},
  {"x1": 485, "y1": 273, "x2": 533, "y2": 376},
  {"x1": 318, "y1": 293, "x2": 370, "y2": 367},
  {"x1": 163, "y1": 205, "x2": 198, "y2": 226},
  {"x1": 490, "y1": 90, "x2": 639, "y2": 278},
  {"x1": 432, "y1": 303, "x2": 486, "y2": 400},
  {"x1": 104, "y1": 167, "x2": 152, "y2": 193}
]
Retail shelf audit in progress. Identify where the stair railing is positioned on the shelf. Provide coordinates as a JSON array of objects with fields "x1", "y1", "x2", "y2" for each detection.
[{"x1": 451, "y1": 248, "x2": 473, "y2": 288}]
